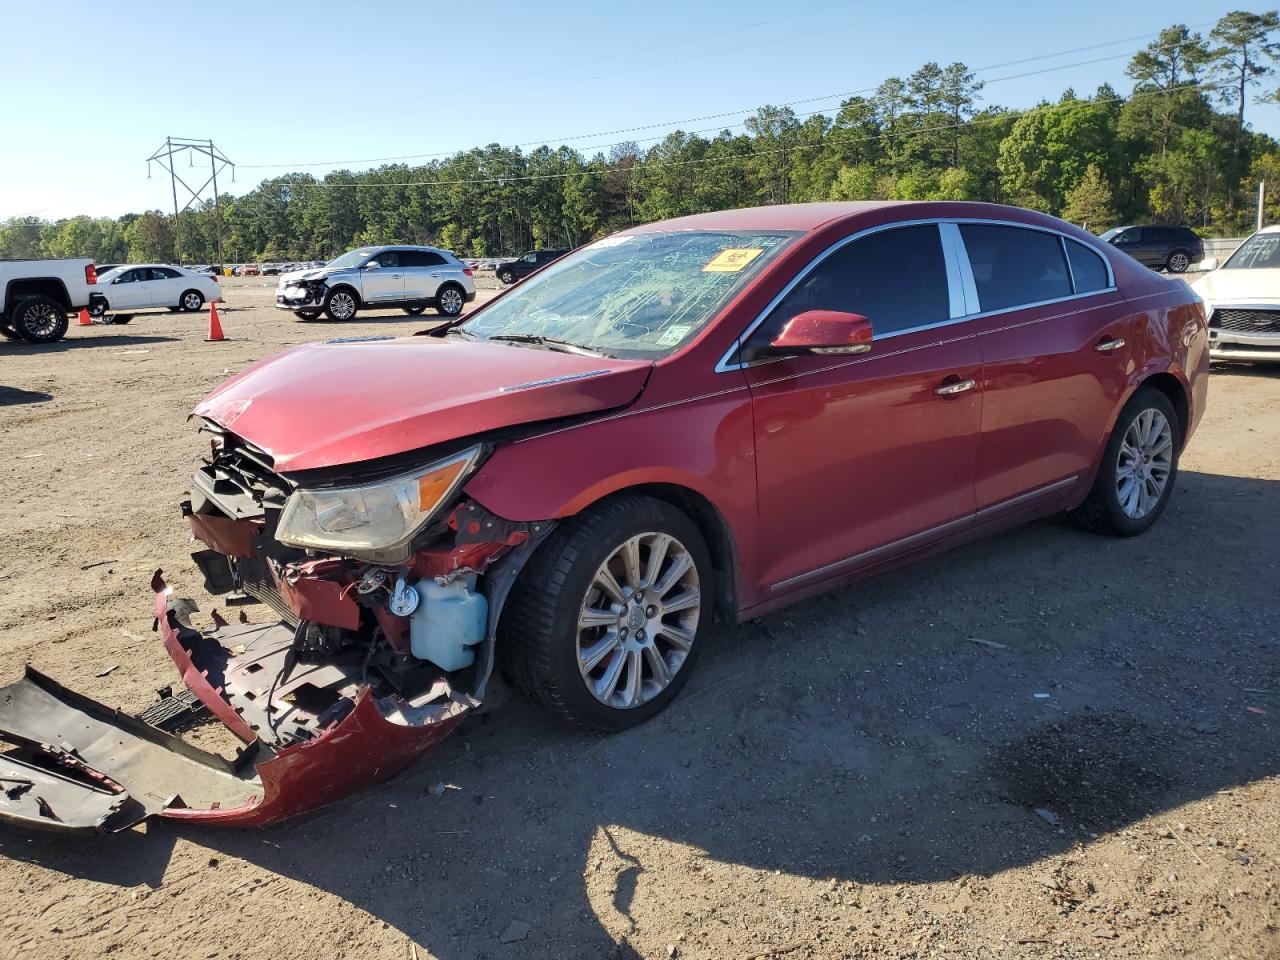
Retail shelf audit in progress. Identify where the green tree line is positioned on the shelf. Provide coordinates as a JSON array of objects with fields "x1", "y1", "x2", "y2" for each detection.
[{"x1": 6, "y1": 11, "x2": 1280, "y2": 264}]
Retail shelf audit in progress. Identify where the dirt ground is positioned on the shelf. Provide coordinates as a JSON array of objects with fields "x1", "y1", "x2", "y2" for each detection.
[{"x1": 0, "y1": 275, "x2": 1276, "y2": 960}]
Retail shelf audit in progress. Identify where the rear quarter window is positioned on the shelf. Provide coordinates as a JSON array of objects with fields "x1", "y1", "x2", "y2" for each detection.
[
  {"x1": 960, "y1": 224, "x2": 1072, "y2": 312},
  {"x1": 1065, "y1": 240, "x2": 1111, "y2": 294}
]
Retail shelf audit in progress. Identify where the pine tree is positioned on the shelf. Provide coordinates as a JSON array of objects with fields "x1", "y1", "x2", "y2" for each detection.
[{"x1": 1062, "y1": 164, "x2": 1117, "y2": 230}]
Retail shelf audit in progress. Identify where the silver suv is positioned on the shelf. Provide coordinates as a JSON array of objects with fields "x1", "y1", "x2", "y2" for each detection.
[{"x1": 275, "y1": 245, "x2": 477, "y2": 321}]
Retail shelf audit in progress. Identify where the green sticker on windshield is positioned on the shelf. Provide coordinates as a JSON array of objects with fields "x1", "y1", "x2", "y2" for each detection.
[{"x1": 658, "y1": 324, "x2": 692, "y2": 346}]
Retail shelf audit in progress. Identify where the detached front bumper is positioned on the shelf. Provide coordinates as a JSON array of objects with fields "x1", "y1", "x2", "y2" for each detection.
[{"x1": 0, "y1": 574, "x2": 467, "y2": 833}]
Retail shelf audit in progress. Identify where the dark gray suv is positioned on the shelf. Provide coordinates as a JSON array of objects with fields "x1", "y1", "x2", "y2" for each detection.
[{"x1": 1101, "y1": 225, "x2": 1204, "y2": 274}]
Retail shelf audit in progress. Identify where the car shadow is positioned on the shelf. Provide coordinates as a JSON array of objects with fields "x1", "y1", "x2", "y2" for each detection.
[
  {"x1": 6, "y1": 469, "x2": 1277, "y2": 957},
  {"x1": 0, "y1": 335, "x2": 181, "y2": 354},
  {"x1": 0, "y1": 386, "x2": 53, "y2": 406}
]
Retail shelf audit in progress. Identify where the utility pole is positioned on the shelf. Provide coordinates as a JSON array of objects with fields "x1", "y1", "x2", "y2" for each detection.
[
  {"x1": 147, "y1": 138, "x2": 234, "y2": 271},
  {"x1": 1258, "y1": 180, "x2": 1266, "y2": 232}
]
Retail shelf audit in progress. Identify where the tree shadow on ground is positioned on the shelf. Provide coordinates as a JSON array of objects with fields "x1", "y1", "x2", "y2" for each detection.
[
  {"x1": 6, "y1": 469, "x2": 1277, "y2": 957},
  {"x1": 0, "y1": 386, "x2": 53, "y2": 406}
]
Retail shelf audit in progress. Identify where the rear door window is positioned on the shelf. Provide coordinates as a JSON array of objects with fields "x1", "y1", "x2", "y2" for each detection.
[
  {"x1": 402, "y1": 251, "x2": 447, "y2": 268},
  {"x1": 758, "y1": 224, "x2": 950, "y2": 339},
  {"x1": 1065, "y1": 240, "x2": 1110, "y2": 294},
  {"x1": 959, "y1": 224, "x2": 1072, "y2": 312}
]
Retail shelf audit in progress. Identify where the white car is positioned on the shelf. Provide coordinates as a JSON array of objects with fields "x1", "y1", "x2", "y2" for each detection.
[
  {"x1": 90, "y1": 264, "x2": 221, "y2": 319},
  {"x1": 1192, "y1": 227, "x2": 1280, "y2": 363}
]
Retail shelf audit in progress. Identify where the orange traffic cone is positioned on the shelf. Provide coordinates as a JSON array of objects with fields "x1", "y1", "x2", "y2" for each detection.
[
  {"x1": 77, "y1": 307, "x2": 91, "y2": 326},
  {"x1": 206, "y1": 300, "x2": 226, "y2": 342}
]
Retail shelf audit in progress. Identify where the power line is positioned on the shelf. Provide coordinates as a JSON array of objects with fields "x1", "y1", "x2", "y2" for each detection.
[
  {"x1": 239, "y1": 19, "x2": 1218, "y2": 173},
  {"x1": 282, "y1": 76, "x2": 1235, "y2": 192}
]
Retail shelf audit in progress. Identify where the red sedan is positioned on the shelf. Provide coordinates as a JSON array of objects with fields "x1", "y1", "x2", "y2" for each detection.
[{"x1": 0, "y1": 201, "x2": 1208, "y2": 831}]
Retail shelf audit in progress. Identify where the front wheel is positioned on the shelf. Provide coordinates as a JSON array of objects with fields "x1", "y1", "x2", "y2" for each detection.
[
  {"x1": 435, "y1": 284, "x2": 465, "y2": 317},
  {"x1": 502, "y1": 494, "x2": 712, "y2": 731},
  {"x1": 179, "y1": 289, "x2": 205, "y2": 312},
  {"x1": 323, "y1": 288, "x2": 358, "y2": 321},
  {"x1": 1166, "y1": 250, "x2": 1192, "y2": 273},
  {"x1": 1069, "y1": 387, "x2": 1180, "y2": 536}
]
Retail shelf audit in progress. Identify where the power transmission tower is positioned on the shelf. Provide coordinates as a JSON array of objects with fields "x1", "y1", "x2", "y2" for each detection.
[{"x1": 146, "y1": 137, "x2": 234, "y2": 269}]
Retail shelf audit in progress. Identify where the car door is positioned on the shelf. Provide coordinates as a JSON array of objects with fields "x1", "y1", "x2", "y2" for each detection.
[
  {"x1": 957, "y1": 222, "x2": 1134, "y2": 511},
  {"x1": 740, "y1": 222, "x2": 983, "y2": 593},
  {"x1": 359, "y1": 251, "x2": 404, "y2": 303},
  {"x1": 1110, "y1": 227, "x2": 1146, "y2": 264},
  {"x1": 108, "y1": 268, "x2": 150, "y2": 309},
  {"x1": 401, "y1": 250, "x2": 447, "y2": 301},
  {"x1": 153, "y1": 267, "x2": 185, "y2": 306}
]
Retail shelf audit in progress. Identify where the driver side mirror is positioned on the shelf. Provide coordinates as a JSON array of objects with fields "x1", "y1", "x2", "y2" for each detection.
[
  {"x1": 363, "y1": 260, "x2": 381, "y2": 270},
  {"x1": 769, "y1": 310, "x2": 873, "y2": 356}
]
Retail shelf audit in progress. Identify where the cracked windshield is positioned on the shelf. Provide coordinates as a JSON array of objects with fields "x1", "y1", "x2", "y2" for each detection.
[{"x1": 459, "y1": 231, "x2": 795, "y2": 357}]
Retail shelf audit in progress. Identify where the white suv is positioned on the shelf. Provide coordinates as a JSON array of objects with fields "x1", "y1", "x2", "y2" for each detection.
[{"x1": 275, "y1": 245, "x2": 476, "y2": 321}]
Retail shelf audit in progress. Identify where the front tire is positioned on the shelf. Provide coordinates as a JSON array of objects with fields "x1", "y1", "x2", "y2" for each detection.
[
  {"x1": 179, "y1": 289, "x2": 205, "y2": 312},
  {"x1": 11, "y1": 296, "x2": 68, "y2": 343},
  {"x1": 435, "y1": 284, "x2": 465, "y2": 317},
  {"x1": 502, "y1": 494, "x2": 712, "y2": 731},
  {"x1": 1070, "y1": 387, "x2": 1180, "y2": 536},
  {"x1": 1166, "y1": 250, "x2": 1192, "y2": 273},
  {"x1": 323, "y1": 287, "x2": 358, "y2": 321}
]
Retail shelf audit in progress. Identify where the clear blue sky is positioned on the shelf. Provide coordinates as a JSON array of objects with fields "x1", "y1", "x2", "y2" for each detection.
[{"x1": 4, "y1": 0, "x2": 1276, "y2": 219}]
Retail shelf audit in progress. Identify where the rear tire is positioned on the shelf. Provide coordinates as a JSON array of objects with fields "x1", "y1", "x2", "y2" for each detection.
[
  {"x1": 179, "y1": 289, "x2": 205, "y2": 312},
  {"x1": 435, "y1": 284, "x2": 465, "y2": 317},
  {"x1": 402, "y1": 305, "x2": 426, "y2": 316},
  {"x1": 11, "y1": 296, "x2": 68, "y2": 343},
  {"x1": 1069, "y1": 387, "x2": 1180, "y2": 537},
  {"x1": 1166, "y1": 250, "x2": 1192, "y2": 273},
  {"x1": 501, "y1": 494, "x2": 713, "y2": 731},
  {"x1": 0, "y1": 320, "x2": 19, "y2": 340},
  {"x1": 498, "y1": 268, "x2": 515, "y2": 285},
  {"x1": 110, "y1": 315, "x2": 133, "y2": 325}
]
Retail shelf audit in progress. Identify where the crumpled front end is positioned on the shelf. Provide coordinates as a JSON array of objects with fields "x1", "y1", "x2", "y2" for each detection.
[{"x1": 0, "y1": 427, "x2": 551, "y2": 833}]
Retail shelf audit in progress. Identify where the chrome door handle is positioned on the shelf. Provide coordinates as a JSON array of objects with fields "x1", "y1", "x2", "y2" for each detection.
[
  {"x1": 935, "y1": 378, "x2": 976, "y2": 396},
  {"x1": 1095, "y1": 336, "x2": 1125, "y2": 352}
]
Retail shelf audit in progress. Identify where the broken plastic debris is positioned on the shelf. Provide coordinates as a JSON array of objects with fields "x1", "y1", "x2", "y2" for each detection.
[
  {"x1": 1033, "y1": 692, "x2": 1051, "y2": 700},
  {"x1": 1034, "y1": 808, "x2": 1060, "y2": 826}
]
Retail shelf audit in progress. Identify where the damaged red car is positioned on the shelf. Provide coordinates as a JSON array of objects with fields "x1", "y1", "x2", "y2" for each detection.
[{"x1": 0, "y1": 201, "x2": 1209, "y2": 832}]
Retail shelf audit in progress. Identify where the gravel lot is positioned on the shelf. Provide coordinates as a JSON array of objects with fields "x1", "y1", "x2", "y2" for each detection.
[{"x1": 0, "y1": 275, "x2": 1276, "y2": 960}]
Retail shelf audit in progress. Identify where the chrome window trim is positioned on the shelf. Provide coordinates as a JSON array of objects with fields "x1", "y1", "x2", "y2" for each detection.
[
  {"x1": 1060, "y1": 235, "x2": 1078, "y2": 293},
  {"x1": 941, "y1": 222, "x2": 979, "y2": 315},
  {"x1": 717, "y1": 216, "x2": 1119, "y2": 374}
]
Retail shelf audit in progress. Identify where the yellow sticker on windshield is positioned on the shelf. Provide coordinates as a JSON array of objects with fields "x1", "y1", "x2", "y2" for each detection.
[{"x1": 702, "y1": 248, "x2": 764, "y2": 273}]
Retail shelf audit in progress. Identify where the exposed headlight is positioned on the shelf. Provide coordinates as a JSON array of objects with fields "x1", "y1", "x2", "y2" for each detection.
[{"x1": 276, "y1": 446, "x2": 483, "y2": 560}]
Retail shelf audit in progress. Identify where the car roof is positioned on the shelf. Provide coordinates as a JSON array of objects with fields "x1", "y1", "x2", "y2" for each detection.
[{"x1": 623, "y1": 201, "x2": 1072, "y2": 236}]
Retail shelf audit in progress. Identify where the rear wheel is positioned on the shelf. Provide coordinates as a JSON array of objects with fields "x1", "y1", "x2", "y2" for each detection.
[
  {"x1": 435, "y1": 284, "x2": 465, "y2": 317},
  {"x1": 1166, "y1": 250, "x2": 1192, "y2": 273},
  {"x1": 502, "y1": 494, "x2": 712, "y2": 731},
  {"x1": 0, "y1": 320, "x2": 19, "y2": 340},
  {"x1": 498, "y1": 268, "x2": 515, "y2": 285},
  {"x1": 110, "y1": 315, "x2": 133, "y2": 325},
  {"x1": 1070, "y1": 387, "x2": 1179, "y2": 536},
  {"x1": 12, "y1": 296, "x2": 68, "y2": 343},
  {"x1": 323, "y1": 288, "x2": 358, "y2": 321},
  {"x1": 402, "y1": 305, "x2": 426, "y2": 316},
  {"x1": 179, "y1": 289, "x2": 205, "y2": 312}
]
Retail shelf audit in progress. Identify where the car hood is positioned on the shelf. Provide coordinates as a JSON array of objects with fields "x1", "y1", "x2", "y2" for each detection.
[
  {"x1": 1192, "y1": 267, "x2": 1280, "y2": 305},
  {"x1": 278, "y1": 267, "x2": 338, "y2": 284},
  {"x1": 193, "y1": 336, "x2": 652, "y2": 473}
]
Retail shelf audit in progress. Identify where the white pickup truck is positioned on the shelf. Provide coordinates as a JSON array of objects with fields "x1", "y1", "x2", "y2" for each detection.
[{"x1": 0, "y1": 258, "x2": 105, "y2": 343}]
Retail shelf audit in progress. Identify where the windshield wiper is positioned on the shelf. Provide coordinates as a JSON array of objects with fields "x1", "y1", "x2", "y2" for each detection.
[{"x1": 486, "y1": 333, "x2": 605, "y2": 357}]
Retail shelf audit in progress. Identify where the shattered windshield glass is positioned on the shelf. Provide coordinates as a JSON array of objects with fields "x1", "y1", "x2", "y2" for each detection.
[{"x1": 460, "y1": 230, "x2": 796, "y2": 358}]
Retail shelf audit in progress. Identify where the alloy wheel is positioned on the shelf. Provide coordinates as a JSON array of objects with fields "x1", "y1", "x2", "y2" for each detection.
[
  {"x1": 439, "y1": 288, "x2": 463, "y2": 315},
  {"x1": 22, "y1": 302, "x2": 59, "y2": 338},
  {"x1": 576, "y1": 531, "x2": 701, "y2": 709},
  {"x1": 1168, "y1": 253, "x2": 1190, "y2": 273},
  {"x1": 183, "y1": 292, "x2": 203, "y2": 310},
  {"x1": 330, "y1": 292, "x2": 356, "y2": 319},
  {"x1": 1115, "y1": 408, "x2": 1173, "y2": 520}
]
